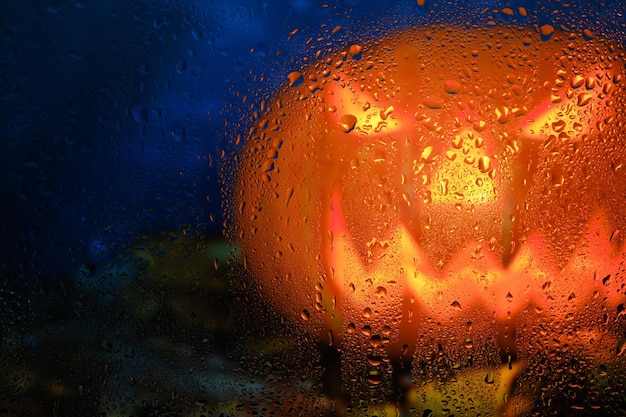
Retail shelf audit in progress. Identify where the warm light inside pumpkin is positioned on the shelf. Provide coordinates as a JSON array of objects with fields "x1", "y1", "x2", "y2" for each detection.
[{"x1": 234, "y1": 24, "x2": 626, "y2": 413}]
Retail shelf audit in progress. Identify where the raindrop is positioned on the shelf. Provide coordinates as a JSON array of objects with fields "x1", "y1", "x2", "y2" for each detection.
[
  {"x1": 440, "y1": 179, "x2": 449, "y2": 195},
  {"x1": 577, "y1": 92, "x2": 592, "y2": 106},
  {"x1": 423, "y1": 95, "x2": 445, "y2": 109},
  {"x1": 367, "y1": 355, "x2": 382, "y2": 366},
  {"x1": 369, "y1": 335, "x2": 382, "y2": 348},
  {"x1": 551, "y1": 120, "x2": 566, "y2": 132},
  {"x1": 169, "y1": 122, "x2": 186, "y2": 142},
  {"x1": 367, "y1": 375, "x2": 382, "y2": 385},
  {"x1": 349, "y1": 44, "x2": 362, "y2": 59},
  {"x1": 339, "y1": 114, "x2": 357, "y2": 133},
  {"x1": 478, "y1": 156, "x2": 491, "y2": 173},
  {"x1": 443, "y1": 79, "x2": 461, "y2": 94},
  {"x1": 287, "y1": 71, "x2": 303, "y2": 87},
  {"x1": 380, "y1": 106, "x2": 394, "y2": 120},
  {"x1": 540, "y1": 24, "x2": 555, "y2": 39},
  {"x1": 421, "y1": 146, "x2": 436, "y2": 163},
  {"x1": 495, "y1": 106, "x2": 511, "y2": 123},
  {"x1": 261, "y1": 160, "x2": 274, "y2": 172},
  {"x1": 571, "y1": 75, "x2": 584, "y2": 88},
  {"x1": 131, "y1": 105, "x2": 149, "y2": 123}
]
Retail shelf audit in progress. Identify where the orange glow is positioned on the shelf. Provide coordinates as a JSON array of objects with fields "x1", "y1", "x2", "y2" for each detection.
[{"x1": 235, "y1": 25, "x2": 626, "y2": 358}]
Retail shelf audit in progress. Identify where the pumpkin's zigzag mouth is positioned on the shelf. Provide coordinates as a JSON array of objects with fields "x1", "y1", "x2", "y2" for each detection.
[{"x1": 325, "y1": 188, "x2": 625, "y2": 324}]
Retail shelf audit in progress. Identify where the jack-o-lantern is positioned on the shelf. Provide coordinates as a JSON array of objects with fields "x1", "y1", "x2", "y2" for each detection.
[{"x1": 234, "y1": 25, "x2": 625, "y2": 375}]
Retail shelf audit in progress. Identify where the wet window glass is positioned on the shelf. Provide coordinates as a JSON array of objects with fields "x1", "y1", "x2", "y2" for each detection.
[{"x1": 2, "y1": 1, "x2": 625, "y2": 416}]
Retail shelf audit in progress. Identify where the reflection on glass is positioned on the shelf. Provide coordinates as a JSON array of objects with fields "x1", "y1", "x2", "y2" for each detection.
[
  {"x1": 1, "y1": 1, "x2": 625, "y2": 416},
  {"x1": 234, "y1": 5, "x2": 626, "y2": 417}
]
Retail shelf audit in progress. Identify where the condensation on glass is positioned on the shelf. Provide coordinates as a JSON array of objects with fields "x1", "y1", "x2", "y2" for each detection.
[
  {"x1": 232, "y1": 2, "x2": 626, "y2": 416},
  {"x1": 1, "y1": 1, "x2": 625, "y2": 417}
]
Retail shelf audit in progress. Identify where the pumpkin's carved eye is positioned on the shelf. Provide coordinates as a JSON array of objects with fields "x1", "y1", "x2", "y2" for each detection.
[
  {"x1": 326, "y1": 61, "x2": 621, "y2": 270},
  {"x1": 327, "y1": 82, "x2": 410, "y2": 135}
]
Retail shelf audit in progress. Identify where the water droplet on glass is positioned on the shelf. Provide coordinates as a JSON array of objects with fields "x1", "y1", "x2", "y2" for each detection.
[
  {"x1": 380, "y1": 106, "x2": 394, "y2": 120},
  {"x1": 349, "y1": 44, "x2": 362, "y2": 59},
  {"x1": 261, "y1": 160, "x2": 275, "y2": 172},
  {"x1": 369, "y1": 335, "x2": 382, "y2": 348},
  {"x1": 478, "y1": 156, "x2": 491, "y2": 173},
  {"x1": 440, "y1": 179, "x2": 449, "y2": 195},
  {"x1": 421, "y1": 146, "x2": 436, "y2": 162},
  {"x1": 444, "y1": 80, "x2": 461, "y2": 94},
  {"x1": 551, "y1": 120, "x2": 566, "y2": 132},
  {"x1": 540, "y1": 24, "x2": 555, "y2": 39},
  {"x1": 339, "y1": 114, "x2": 357, "y2": 133},
  {"x1": 423, "y1": 95, "x2": 445, "y2": 109},
  {"x1": 367, "y1": 355, "x2": 382, "y2": 366},
  {"x1": 287, "y1": 71, "x2": 303, "y2": 87},
  {"x1": 571, "y1": 75, "x2": 585, "y2": 88},
  {"x1": 577, "y1": 92, "x2": 592, "y2": 106},
  {"x1": 495, "y1": 106, "x2": 511, "y2": 123},
  {"x1": 131, "y1": 105, "x2": 149, "y2": 123}
]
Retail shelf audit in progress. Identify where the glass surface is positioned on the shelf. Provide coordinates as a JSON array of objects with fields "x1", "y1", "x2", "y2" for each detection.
[{"x1": 1, "y1": 1, "x2": 625, "y2": 416}]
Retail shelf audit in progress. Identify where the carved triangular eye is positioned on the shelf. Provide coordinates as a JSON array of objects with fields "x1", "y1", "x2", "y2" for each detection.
[
  {"x1": 521, "y1": 71, "x2": 600, "y2": 143},
  {"x1": 325, "y1": 81, "x2": 413, "y2": 136}
]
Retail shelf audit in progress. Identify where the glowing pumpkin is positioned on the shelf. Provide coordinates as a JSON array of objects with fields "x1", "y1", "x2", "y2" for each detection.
[{"x1": 234, "y1": 26, "x2": 625, "y2": 362}]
